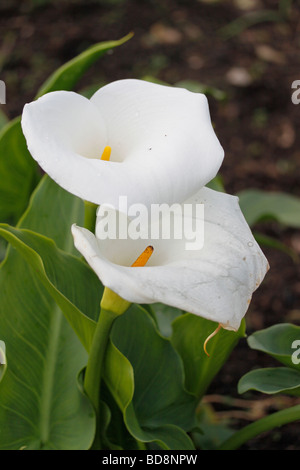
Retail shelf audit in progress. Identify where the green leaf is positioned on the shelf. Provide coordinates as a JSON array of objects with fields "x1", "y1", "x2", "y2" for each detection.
[
  {"x1": 206, "y1": 174, "x2": 226, "y2": 192},
  {"x1": 0, "y1": 117, "x2": 40, "y2": 224},
  {"x1": 238, "y1": 367, "x2": 300, "y2": 396},
  {"x1": 238, "y1": 189, "x2": 300, "y2": 228},
  {"x1": 104, "y1": 305, "x2": 197, "y2": 450},
  {"x1": 149, "y1": 303, "x2": 184, "y2": 337},
  {"x1": 101, "y1": 383, "x2": 138, "y2": 450},
  {"x1": 171, "y1": 314, "x2": 246, "y2": 399},
  {"x1": 0, "y1": 175, "x2": 96, "y2": 449},
  {"x1": 0, "y1": 223, "x2": 100, "y2": 352},
  {"x1": 35, "y1": 33, "x2": 133, "y2": 98},
  {"x1": 247, "y1": 323, "x2": 300, "y2": 371}
]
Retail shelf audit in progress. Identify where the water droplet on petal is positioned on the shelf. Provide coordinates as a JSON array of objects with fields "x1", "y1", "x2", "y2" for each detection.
[{"x1": 248, "y1": 241, "x2": 253, "y2": 247}]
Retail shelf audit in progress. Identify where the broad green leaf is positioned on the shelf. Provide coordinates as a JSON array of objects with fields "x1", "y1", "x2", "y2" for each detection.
[
  {"x1": 238, "y1": 189, "x2": 300, "y2": 228},
  {"x1": 36, "y1": 33, "x2": 133, "y2": 98},
  {"x1": 247, "y1": 323, "x2": 300, "y2": 371},
  {"x1": 238, "y1": 367, "x2": 300, "y2": 396},
  {"x1": 0, "y1": 224, "x2": 100, "y2": 352},
  {"x1": 171, "y1": 314, "x2": 246, "y2": 399},
  {"x1": 0, "y1": 117, "x2": 40, "y2": 224},
  {"x1": 0, "y1": 175, "x2": 96, "y2": 450},
  {"x1": 104, "y1": 305, "x2": 197, "y2": 450}
]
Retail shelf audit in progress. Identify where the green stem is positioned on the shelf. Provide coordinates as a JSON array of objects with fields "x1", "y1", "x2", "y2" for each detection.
[
  {"x1": 84, "y1": 307, "x2": 118, "y2": 449},
  {"x1": 84, "y1": 200, "x2": 97, "y2": 232},
  {"x1": 219, "y1": 404, "x2": 300, "y2": 450},
  {"x1": 84, "y1": 308, "x2": 118, "y2": 413},
  {"x1": 84, "y1": 287, "x2": 131, "y2": 449}
]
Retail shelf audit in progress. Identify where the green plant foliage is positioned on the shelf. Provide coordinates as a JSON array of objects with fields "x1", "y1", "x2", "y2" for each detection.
[
  {"x1": 238, "y1": 189, "x2": 300, "y2": 228},
  {"x1": 0, "y1": 179, "x2": 199, "y2": 450},
  {"x1": 0, "y1": 222, "x2": 101, "y2": 352},
  {"x1": 206, "y1": 174, "x2": 226, "y2": 193},
  {"x1": 105, "y1": 305, "x2": 197, "y2": 450},
  {"x1": 0, "y1": 117, "x2": 40, "y2": 224},
  {"x1": 0, "y1": 176, "x2": 96, "y2": 450},
  {"x1": 35, "y1": 34, "x2": 133, "y2": 98},
  {"x1": 219, "y1": 404, "x2": 300, "y2": 450},
  {"x1": 238, "y1": 323, "x2": 300, "y2": 398},
  {"x1": 146, "y1": 303, "x2": 185, "y2": 337},
  {"x1": 191, "y1": 405, "x2": 235, "y2": 450},
  {"x1": 247, "y1": 323, "x2": 300, "y2": 371},
  {"x1": 1, "y1": 31, "x2": 291, "y2": 451},
  {"x1": 238, "y1": 367, "x2": 300, "y2": 396},
  {"x1": 171, "y1": 314, "x2": 246, "y2": 399},
  {"x1": 227, "y1": 322, "x2": 300, "y2": 448}
]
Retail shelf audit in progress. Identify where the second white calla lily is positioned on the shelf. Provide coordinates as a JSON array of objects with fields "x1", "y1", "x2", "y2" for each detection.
[
  {"x1": 71, "y1": 187, "x2": 269, "y2": 331},
  {"x1": 21, "y1": 79, "x2": 224, "y2": 211}
]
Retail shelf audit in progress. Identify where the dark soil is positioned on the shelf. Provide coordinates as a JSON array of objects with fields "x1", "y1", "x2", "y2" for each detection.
[{"x1": 0, "y1": 0, "x2": 299, "y2": 450}]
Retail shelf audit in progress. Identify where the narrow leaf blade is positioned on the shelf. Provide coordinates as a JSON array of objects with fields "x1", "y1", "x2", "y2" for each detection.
[{"x1": 36, "y1": 34, "x2": 133, "y2": 98}]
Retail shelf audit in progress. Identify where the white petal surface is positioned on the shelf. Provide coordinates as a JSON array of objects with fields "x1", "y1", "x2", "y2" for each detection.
[
  {"x1": 72, "y1": 187, "x2": 269, "y2": 331},
  {"x1": 22, "y1": 80, "x2": 224, "y2": 209}
]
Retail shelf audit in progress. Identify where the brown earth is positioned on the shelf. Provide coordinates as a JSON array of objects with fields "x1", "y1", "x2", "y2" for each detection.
[{"x1": 0, "y1": 0, "x2": 300, "y2": 450}]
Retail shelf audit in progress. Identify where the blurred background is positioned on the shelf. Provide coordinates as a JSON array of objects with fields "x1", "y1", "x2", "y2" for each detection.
[{"x1": 0, "y1": 0, "x2": 299, "y2": 449}]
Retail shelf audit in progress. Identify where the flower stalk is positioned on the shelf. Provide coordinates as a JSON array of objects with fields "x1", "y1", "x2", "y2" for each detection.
[
  {"x1": 83, "y1": 246, "x2": 153, "y2": 448},
  {"x1": 83, "y1": 289, "x2": 130, "y2": 449}
]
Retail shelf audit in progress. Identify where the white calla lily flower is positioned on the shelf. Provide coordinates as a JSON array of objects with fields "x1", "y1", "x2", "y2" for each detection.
[
  {"x1": 71, "y1": 187, "x2": 269, "y2": 331},
  {"x1": 21, "y1": 79, "x2": 224, "y2": 210}
]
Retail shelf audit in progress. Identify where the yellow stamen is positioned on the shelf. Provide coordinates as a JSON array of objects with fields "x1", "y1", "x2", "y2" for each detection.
[
  {"x1": 100, "y1": 145, "x2": 111, "y2": 161},
  {"x1": 131, "y1": 246, "x2": 154, "y2": 267},
  {"x1": 100, "y1": 245, "x2": 154, "y2": 315},
  {"x1": 203, "y1": 323, "x2": 222, "y2": 357}
]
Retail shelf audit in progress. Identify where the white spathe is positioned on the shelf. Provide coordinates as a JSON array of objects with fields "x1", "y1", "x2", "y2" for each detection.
[
  {"x1": 71, "y1": 187, "x2": 269, "y2": 331},
  {"x1": 21, "y1": 79, "x2": 224, "y2": 211}
]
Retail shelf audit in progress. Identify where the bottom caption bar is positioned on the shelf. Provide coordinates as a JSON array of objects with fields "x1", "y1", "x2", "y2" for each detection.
[{"x1": 101, "y1": 452, "x2": 199, "y2": 466}]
